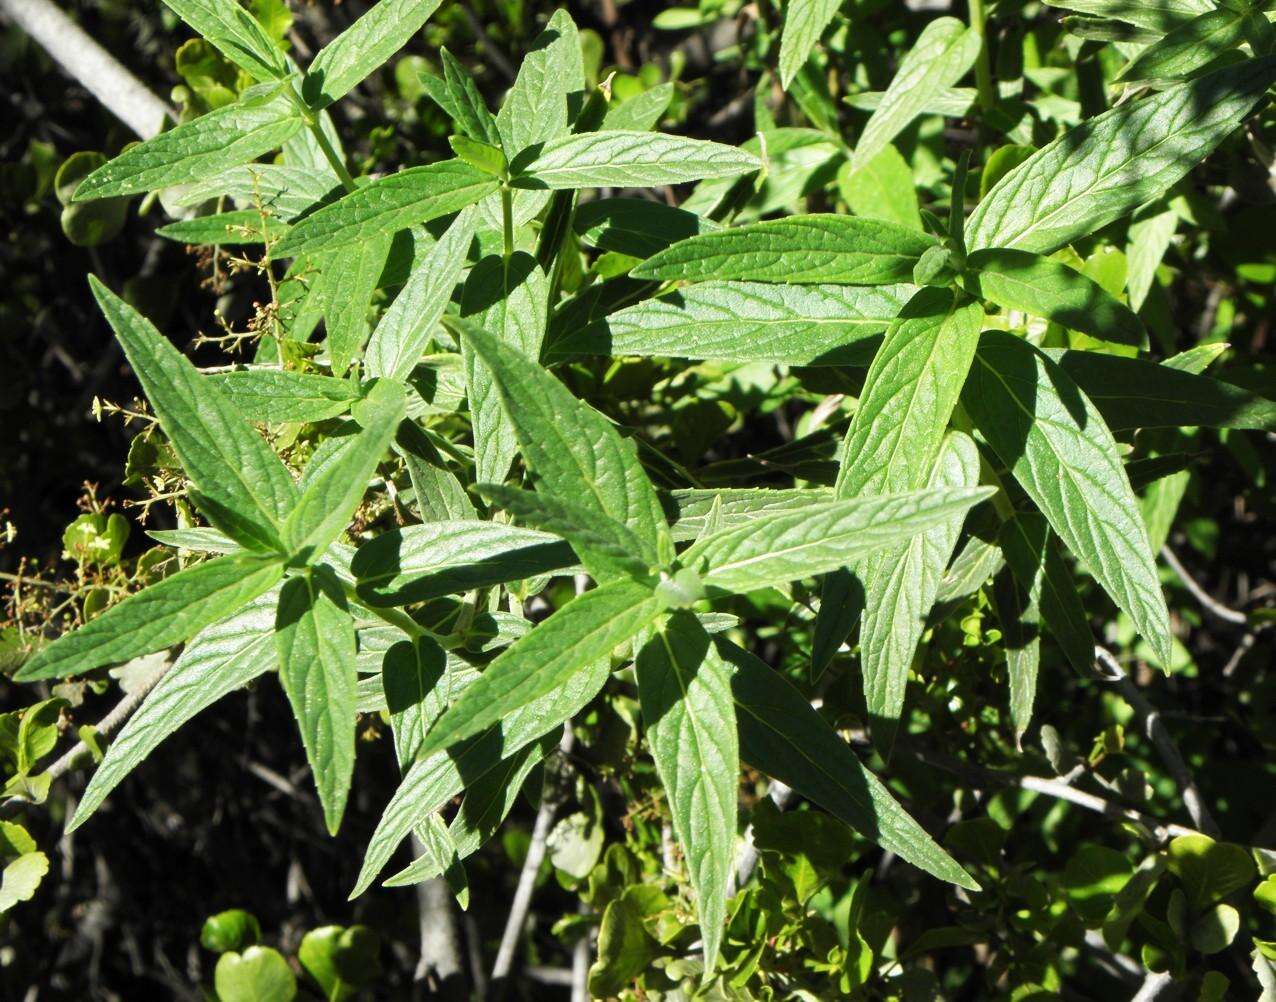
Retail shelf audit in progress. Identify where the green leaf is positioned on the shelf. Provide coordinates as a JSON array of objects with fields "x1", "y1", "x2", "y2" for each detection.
[
  {"x1": 298, "y1": 926, "x2": 381, "y2": 1000},
  {"x1": 315, "y1": 235, "x2": 392, "y2": 376},
  {"x1": 964, "y1": 248, "x2": 1145, "y2": 347},
  {"x1": 351, "y1": 658, "x2": 611, "y2": 896},
  {"x1": 214, "y1": 946, "x2": 297, "y2": 1002},
  {"x1": 161, "y1": 0, "x2": 288, "y2": 81},
  {"x1": 631, "y1": 214, "x2": 936, "y2": 285},
  {"x1": 1050, "y1": 350, "x2": 1276, "y2": 432},
  {"x1": 0, "y1": 852, "x2": 48, "y2": 913},
  {"x1": 200, "y1": 909, "x2": 263, "y2": 954},
  {"x1": 859, "y1": 432, "x2": 981, "y2": 753},
  {"x1": 440, "y1": 48, "x2": 501, "y2": 146},
  {"x1": 716, "y1": 637, "x2": 978, "y2": 890},
  {"x1": 175, "y1": 163, "x2": 342, "y2": 220},
  {"x1": 1167, "y1": 834, "x2": 1256, "y2": 910},
  {"x1": 664, "y1": 488, "x2": 834, "y2": 541},
  {"x1": 495, "y1": 9, "x2": 581, "y2": 159},
  {"x1": 967, "y1": 58, "x2": 1276, "y2": 254},
  {"x1": 74, "y1": 87, "x2": 302, "y2": 201},
  {"x1": 418, "y1": 579, "x2": 662, "y2": 759},
  {"x1": 683, "y1": 487, "x2": 992, "y2": 595},
  {"x1": 459, "y1": 255, "x2": 550, "y2": 484},
  {"x1": 851, "y1": 18, "x2": 980, "y2": 173},
  {"x1": 275, "y1": 571, "x2": 358, "y2": 834},
  {"x1": 999, "y1": 511, "x2": 1094, "y2": 675},
  {"x1": 449, "y1": 134, "x2": 506, "y2": 176},
  {"x1": 572, "y1": 197, "x2": 721, "y2": 259},
  {"x1": 1192, "y1": 904, "x2": 1241, "y2": 955},
  {"x1": 1117, "y1": 9, "x2": 1246, "y2": 83},
  {"x1": 156, "y1": 209, "x2": 290, "y2": 246},
  {"x1": 813, "y1": 288, "x2": 984, "y2": 677},
  {"x1": 840, "y1": 144, "x2": 922, "y2": 232},
  {"x1": 352, "y1": 521, "x2": 576, "y2": 607},
  {"x1": 588, "y1": 887, "x2": 663, "y2": 996},
  {"x1": 365, "y1": 206, "x2": 476, "y2": 382},
  {"x1": 205, "y1": 369, "x2": 359, "y2": 424},
  {"x1": 1061, "y1": 843, "x2": 1133, "y2": 922},
  {"x1": 550, "y1": 281, "x2": 911, "y2": 366},
  {"x1": 779, "y1": 0, "x2": 843, "y2": 88},
  {"x1": 478, "y1": 484, "x2": 653, "y2": 583},
  {"x1": 15, "y1": 554, "x2": 281, "y2": 682},
  {"x1": 511, "y1": 131, "x2": 759, "y2": 190},
  {"x1": 272, "y1": 161, "x2": 499, "y2": 258},
  {"x1": 383, "y1": 733, "x2": 555, "y2": 886},
  {"x1": 636, "y1": 612, "x2": 736, "y2": 969},
  {"x1": 456, "y1": 322, "x2": 671, "y2": 566},
  {"x1": 69, "y1": 593, "x2": 279, "y2": 831},
  {"x1": 90, "y1": 277, "x2": 299, "y2": 551},
  {"x1": 992, "y1": 560, "x2": 1041, "y2": 744},
  {"x1": 961, "y1": 332, "x2": 1172, "y2": 663},
  {"x1": 302, "y1": 0, "x2": 444, "y2": 108},
  {"x1": 284, "y1": 381, "x2": 404, "y2": 563},
  {"x1": 381, "y1": 637, "x2": 451, "y2": 768},
  {"x1": 601, "y1": 82, "x2": 675, "y2": 132}
]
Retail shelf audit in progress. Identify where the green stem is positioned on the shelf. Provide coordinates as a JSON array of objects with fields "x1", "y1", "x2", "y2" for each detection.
[
  {"x1": 968, "y1": 0, "x2": 996, "y2": 113},
  {"x1": 287, "y1": 84, "x2": 357, "y2": 192},
  {"x1": 338, "y1": 578, "x2": 426, "y2": 640},
  {"x1": 500, "y1": 184, "x2": 514, "y2": 259}
]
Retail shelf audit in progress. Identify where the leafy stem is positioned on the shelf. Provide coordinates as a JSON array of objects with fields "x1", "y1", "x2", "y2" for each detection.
[{"x1": 967, "y1": 0, "x2": 996, "y2": 113}]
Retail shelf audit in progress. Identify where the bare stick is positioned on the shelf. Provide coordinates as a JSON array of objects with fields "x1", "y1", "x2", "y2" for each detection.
[
  {"x1": 0, "y1": 0, "x2": 172, "y2": 138},
  {"x1": 1120, "y1": 687, "x2": 1221, "y2": 838},
  {"x1": 411, "y1": 861, "x2": 464, "y2": 994},
  {"x1": 1161, "y1": 546, "x2": 1247, "y2": 626},
  {"x1": 490, "y1": 725, "x2": 574, "y2": 986}
]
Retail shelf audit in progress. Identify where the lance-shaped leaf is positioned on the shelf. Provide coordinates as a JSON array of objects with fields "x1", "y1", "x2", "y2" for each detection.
[
  {"x1": 384, "y1": 732, "x2": 555, "y2": 886},
  {"x1": 716, "y1": 638, "x2": 977, "y2": 890},
  {"x1": 457, "y1": 322, "x2": 671, "y2": 566},
  {"x1": 967, "y1": 58, "x2": 1276, "y2": 254},
  {"x1": 632, "y1": 215, "x2": 936, "y2": 285},
  {"x1": 999, "y1": 511, "x2": 1094, "y2": 676},
  {"x1": 1116, "y1": 8, "x2": 1247, "y2": 83},
  {"x1": 551, "y1": 282, "x2": 912, "y2": 366},
  {"x1": 813, "y1": 288, "x2": 984, "y2": 676},
  {"x1": 478, "y1": 484, "x2": 653, "y2": 583},
  {"x1": 275, "y1": 571, "x2": 358, "y2": 834},
  {"x1": 417, "y1": 579, "x2": 662, "y2": 759},
  {"x1": 779, "y1": 0, "x2": 843, "y2": 88},
  {"x1": 664, "y1": 488, "x2": 835, "y2": 541},
  {"x1": 859, "y1": 432, "x2": 982, "y2": 754},
  {"x1": 460, "y1": 254, "x2": 550, "y2": 484},
  {"x1": 157, "y1": 210, "x2": 290, "y2": 246},
  {"x1": 1049, "y1": 350, "x2": 1276, "y2": 432},
  {"x1": 495, "y1": 8, "x2": 581, "y2": 159},
  {"x1": 69, "y1": 592, "x2": 279, "y2": 830},
  {"x1": 573, "y1": 197, "x2": 721, "y2": 260},
  {"x1": 352, "y1": 658, "x2": 610, "y2": 896},
  {"x1": 991, "y1": 561, "x2": 1041, "y2": 744},
  {"x1": 963, "y1": 248, "x2": 1144, "y2": 347},
  {"x1": 174, "y1": 164, "x2": 343, "y2": 220},
  {"x1": 439, "y1": 48, "x2": 501, "y2": 145},
  {"x1": 90, "y1": 278, "x2": 299, "y2": 551},
  {"x1": 365, "y1": 207, "x2": 477, "y2": 381},
  {"x1": 16, "y1": 555, "x2": 282, "y2": 681},
  {"x1": 382, "y1": 636, "x2": 451, "y2": 767},
  {"x1": 314, "y1": 235, "x2": 392, "y2": 376},
  {"x1": 74, "y1": 87, "x2": 303, "y2": 201},
  {"x1": 352, "y1": 521, "x2": 576, "y2": 607},
  {"x1": 206, "y1": 369, "x2": 360, "y2": 424},
  {"x1": 302, "y1": 0, "x2": 443, "y2": 107},
  {"x1": 682, "y1": 487, "x2": 993, "y2": 595},
  {"x1": 961, "y1": 331, "x2": 1172, "y2": 664},
  {"x1": 602, "y1": 82, "x2": 675, "y2": 132},
  {"x1": 284, "y1": 381, "x2": 405, "y2": 563},
  {"x1": 843, "y1": 143, "x2": 924, "y2": 232},
  {"x1": 512, "y1": 131, "x2": 759, "y2": 190},
  {"x1": 636, "y1": 613, "x2": 736, "y2": 970},
  {"x1": 162, "y1": 0, "x2": 288, "y2": 81},
  {"x1": 272, "y1": 161, "x2": 498, "y2": 258},
  {"x1": 851, "y1": 18, "x2": 981, "y2": 173}
]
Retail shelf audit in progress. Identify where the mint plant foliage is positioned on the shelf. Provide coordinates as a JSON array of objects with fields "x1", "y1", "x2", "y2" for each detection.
[{"x1": 14, "y1": 0, "x2": 1276, "y2": 993}]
